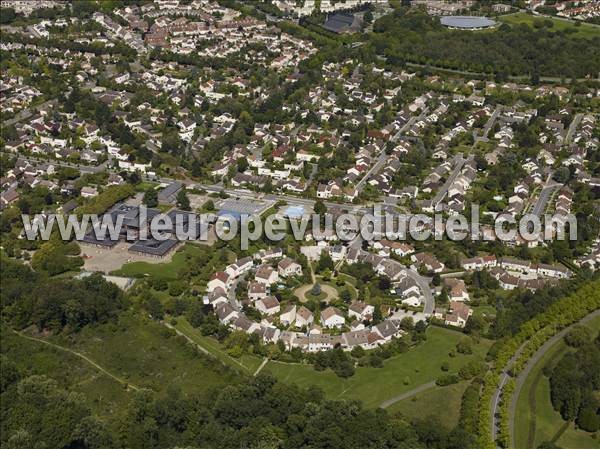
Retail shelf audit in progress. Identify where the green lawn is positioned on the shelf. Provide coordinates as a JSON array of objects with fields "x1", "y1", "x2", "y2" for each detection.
[
  {"x1": 499, "y1": 13, "x2": 600, "y2": 39},
  {"x1": 111, "y1": 244, "x2": 209, "y2": 280},
  {"x1": 264, "y1": 326, "x2": 492, "y2": 408},
  {"x1": 514, "y1": 314, "x2": 600, "y2": 449},
  {"x1": 317, "y1": 276, "x2": 358, "y2": 301},
  {"x1": 173, "y1": 318, "x2": 264, "y2": 373},
  {"x1": 385, "y1": 382, "x2": 470, "y2": 428}
]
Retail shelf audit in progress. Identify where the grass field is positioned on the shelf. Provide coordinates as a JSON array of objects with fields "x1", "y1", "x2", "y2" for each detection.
[
  {"x1": 171, "y1": 319, "x2": 493, "y2": 409},
  {"x1": 49, "y1": 312, "x2": 238, "y2": 393},
  {"x1": 499, "y1": 13, "x2": 600, "y2": 39},
  {"x1": 385, "y1": 382, "x2": 470, "y2": 428},
  {"x1": 514, "y1": 314, "x2": 600, "y2": 449},
  {"x1": 173, "y1": 318, "x2": 264, "y2": 373},
  {"x1": 1, "y1": 323, "x2": 130, "y2": 423},
  {"x1": 111, "y1": 244, "x2": 199, "y2": 279},
  {"x1": 112, "y1": 243, "x2": 228, "y2": 280},
  {"x1": 263, "y1": 326, "x2": 492, "y2": 408},
  {"x1": 2, "y1": 313, "x2": 238, "y2": 431}
]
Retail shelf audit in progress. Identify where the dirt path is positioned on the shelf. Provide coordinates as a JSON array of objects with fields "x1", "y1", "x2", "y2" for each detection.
[
  {"x1": 253, "y1": 358, "x2": 269, "y2": 377},
  {"x1": 163, "y1": 321, "x2": 254, "y2": 373},
  {"x1": 379, "y1": 381, "x2": 437, "y2": 409},
  {"x1": 10, "y1": 327, "x2": 139, "y2": 391}
]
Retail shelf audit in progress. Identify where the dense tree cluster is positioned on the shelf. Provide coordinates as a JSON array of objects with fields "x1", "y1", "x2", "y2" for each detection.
[
  {"x1": 491, "y1": 276, "x2": 599, "y2": 338},
  {"x1": 370, "y1": 8, "x2": 600, "y2": 78},
  {"x1": 1, "y1": 258, "x2": 126, "y2": 332},
  {"x1": 477, "y1": 280, "x2": 600, "y2": 448},
  {"x1": 549, "y1": 332, "x2": 600, "y2": 431},
  {"x1": 2, "y1": 366, "x2": 485, "y2": 449},
  {"x1": 1, "y1": 374, "x2": 113, "y2": 449}
]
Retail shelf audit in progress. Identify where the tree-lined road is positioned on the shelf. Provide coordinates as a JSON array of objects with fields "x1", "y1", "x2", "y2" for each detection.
[{"x1": 508, "y1": 309, "x2": 600, "y2": 448}]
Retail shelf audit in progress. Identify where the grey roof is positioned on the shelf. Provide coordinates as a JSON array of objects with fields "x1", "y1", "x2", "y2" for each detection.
[
  {"x1": 158, "y1": 181, "x2": 183, "y2": 203},
  {"x1": 322, "y1": 12, "x2": 356, "y2": 33},
  {"x1": 343, "y1": 329, "x2": 369, "y2": 347},
  {"x1": 128, "y1": 238, "x2": 178, "y2": 256},
  {"x1": 374, "y1": 320, "x2": 399, "y2": 339},
  {"x1": 440, "y1": 16, "x2": 496, "y2": 29}
]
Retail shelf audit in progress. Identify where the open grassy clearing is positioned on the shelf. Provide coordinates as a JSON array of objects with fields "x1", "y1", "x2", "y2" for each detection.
[
  {"x1": 111, "y1": 243, "x2": 233, "y2": 280},
  {"x1": 47, "y1": 312, "x2": 237, "y2": 395},
  {"x1": 263, "y1": 326, "x2": 492, "y2": 408},
  {"x1": 317, "y1": 275, "x2": 359, "y2": 300},
  {"x1": 111, "y1": 244, "x2": 202, "y2": 279},
  {"x1": 2, "y1": 313, "x2": 238, "y2": 432},
  {"x1": 514, "y1": 314, "x2": 600, "y2": 449},
  {"x1": 1, "y1": 323, "x2": 132, "y2": 424},
  {"x1": 499, "y1": 13, "x2": 600, "y2": 39},
  {"x1": 172, "y1": 317, "x2": 264, "y2": 373},
  {"x1": 385, "y1": 382, "x2": 470, "y2": 429}
]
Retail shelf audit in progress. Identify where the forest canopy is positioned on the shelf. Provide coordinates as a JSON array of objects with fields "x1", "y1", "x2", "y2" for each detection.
[{"x1": 369, "y1": 8, "x2": 600, "y2": 78}]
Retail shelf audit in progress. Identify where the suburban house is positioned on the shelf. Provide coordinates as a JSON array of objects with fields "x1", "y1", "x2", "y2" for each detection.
[
  {"x1": 207, "y1": 271, "x2": 231, "y2": 292},
  {"x1": 226, "y1": 256, "x2": 254, "y2": 278},
  {"x1": 232, "y1": 315, "x2": 261, "y2": 334},
  {"x1": 444, "y1": 301, "x2": 473, "y2": 328},
  {"x1": 461, "y1": 255, "x2": 497, "y2": 271},
  {"x1": 411, "y1": 253, "x2": 445, "y2": 273},
  {"x1": 320, "y1": 306, "x2": 345, "y2": 329},
  {"x1": 248, "y1": 282, "x2": 267, "y2": 301},
  {"x1": 444, "y1": 278, "x2": 470, "y2": 302},
  {"x1": 255, "y1": 296, "x2": 281, "y2": 316},
  {"x1": 536, "y1": 263, "x2": 570, "y2": 279},
  {"x1": 372, "y1": 320, "x2": 400, "y2": 342},
  {"x1": 279, "y1": 305, "x2": 297, "y2": 326},
  {"x1": 278, "y1": 257, "x2": 303, "y2": 277},
  {"x1": 342, "y1": 329, "x2": 372, "y2": 350},
  {"x1": 347, "y1": 301, "x2": 374, "y2": 321},
  {"x1": 254, "y1": 247, "x2": 283, "y2": 262},
  {"x1": 255, "y1": 265, "x2": 279, "y2": 285},
  {"x1": 205, "y1": 287, "x2": 228, "y2": 308},
  {"x1": 373, "y1": 240, "x2": 415, "y2": 257},
  {"x1": 215, "y1": 303, "x2": 238, "y2": 324},
  {"x1": 295, "y1": 306, "x2": 314, "y2": 327}
]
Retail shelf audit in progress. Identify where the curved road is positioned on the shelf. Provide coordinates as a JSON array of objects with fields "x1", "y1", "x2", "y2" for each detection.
[
  {"x1": 491, "y1": 342, "x2": 527, "y2": 442},
  {"x1": 508, "y1": 309, "x2": 600, "y2": 448},
  {"x1": 404, "y1": 269, "x2": 435, "y2": 315}
]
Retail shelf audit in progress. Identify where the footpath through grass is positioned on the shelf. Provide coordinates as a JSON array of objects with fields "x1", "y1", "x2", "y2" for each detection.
[
  {"x1": 172, "y1": 318, "x2": 264, "y2": 373},
  {"x1": 264, "y1": 326, "x2": 492, "y2": 408},
  {"x1": 2, "y1": 313, "x2": 238, "y2": 431},
  {"x1": 385, "y1": 382, "x2": 470, "y2": 429}
]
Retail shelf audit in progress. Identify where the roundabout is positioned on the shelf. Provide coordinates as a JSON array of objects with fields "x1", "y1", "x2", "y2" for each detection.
[{"x1": 294, "y1": 282, "x2": 339, "y2": 304}]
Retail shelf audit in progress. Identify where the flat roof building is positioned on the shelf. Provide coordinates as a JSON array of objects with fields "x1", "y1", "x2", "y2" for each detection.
[
  {"x1": 321, "y1": 12, "x2": 360, "y2": 34},
  {"x1": 440, "y1": 16, "x2": 497, "y2": 30},
  {"x1": 158, "y1": 181, "x2": 183, "y2": 204}
]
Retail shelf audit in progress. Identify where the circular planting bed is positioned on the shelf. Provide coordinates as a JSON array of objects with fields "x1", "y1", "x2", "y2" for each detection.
[{"x1": 294, "y1": 282, "x2": 339, "y2": 303}]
